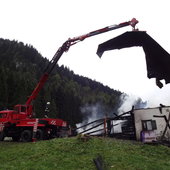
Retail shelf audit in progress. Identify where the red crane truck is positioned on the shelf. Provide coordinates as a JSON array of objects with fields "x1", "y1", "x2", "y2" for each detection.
[{"x1": 0, "y1": 18, "x2": 138, "y2": 142}]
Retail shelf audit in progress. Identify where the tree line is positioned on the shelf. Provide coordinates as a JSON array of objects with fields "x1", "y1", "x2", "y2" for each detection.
[{"x1": 0, "y1": 38, "x2": 122, "y2": 126}]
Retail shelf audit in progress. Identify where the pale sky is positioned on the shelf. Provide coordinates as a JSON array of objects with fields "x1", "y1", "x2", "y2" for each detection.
[{"x1": 1, "y1": 0, "x2": 170, "y2": 106}]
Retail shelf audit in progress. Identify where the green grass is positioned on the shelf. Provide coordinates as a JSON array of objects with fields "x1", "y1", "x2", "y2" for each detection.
[{"x1": 0, "y1": 137, "x2": 170, "y2": 170}]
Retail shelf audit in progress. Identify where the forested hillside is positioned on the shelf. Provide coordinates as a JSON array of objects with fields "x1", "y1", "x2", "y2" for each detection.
[{"x1": 0, "y1": 38, "x2": 122, "y2": 126}]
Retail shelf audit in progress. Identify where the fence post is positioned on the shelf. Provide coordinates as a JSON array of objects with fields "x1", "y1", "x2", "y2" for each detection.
[
  {"x1": 104, "y1": 117, "x2": 107, "y2": 136},
  {"x1": 32, "y1": 118, "x2": 38, "y2": 142},
  {"x1": 0, "y1": 123, "x2": 4, "y2": 132}
]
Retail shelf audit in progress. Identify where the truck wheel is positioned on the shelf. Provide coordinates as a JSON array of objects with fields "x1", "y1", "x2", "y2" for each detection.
[
  {"x1": 21, "y1": 130, "x2": 32, "y2": 142},
  {"x1": 12, "y1": 136, "x2": 20, "y2": 142},
  {"x1": 36, "y1": 129, "x2": 44, "y2": 140},
  {"x1": 0, "y1": 131, "x2": 5, "y2": 141}
]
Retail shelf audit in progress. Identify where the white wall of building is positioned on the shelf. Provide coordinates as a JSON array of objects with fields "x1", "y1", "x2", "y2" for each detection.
[{"x1": 134, "y1": 106, "x2": 170, "y2": 141}]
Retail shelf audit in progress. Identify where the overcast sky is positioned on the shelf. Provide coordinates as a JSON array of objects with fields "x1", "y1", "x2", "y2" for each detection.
[{"x1": 1, "y1": 0, "x2": 170, "y2": 106}]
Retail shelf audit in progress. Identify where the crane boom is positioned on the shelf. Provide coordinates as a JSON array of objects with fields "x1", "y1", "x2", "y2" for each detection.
[
  {"x1": 26, "y1": 18, "x2": 138, "y2": 106},
  {"x1": 69, "y1": 18, "x2": 138, "y2": 43}
]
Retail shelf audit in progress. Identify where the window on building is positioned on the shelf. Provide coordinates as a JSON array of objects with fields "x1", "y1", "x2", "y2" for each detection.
[{"x1": 142, "y1": 120, "x2": 157, "y2": 131}]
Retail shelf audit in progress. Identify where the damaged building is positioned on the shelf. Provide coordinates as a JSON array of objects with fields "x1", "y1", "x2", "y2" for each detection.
[
  {"x1": 110, "y1": 105, "x2": 170, "y2": 143},
  {"x1": 77, "y1": 105, "x2": 170, "y2": 144}
]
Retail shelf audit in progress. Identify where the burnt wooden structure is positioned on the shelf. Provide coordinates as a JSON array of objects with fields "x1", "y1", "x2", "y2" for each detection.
[{"x1": 76, "y1": 108, "x2": 136, "y2": 140}]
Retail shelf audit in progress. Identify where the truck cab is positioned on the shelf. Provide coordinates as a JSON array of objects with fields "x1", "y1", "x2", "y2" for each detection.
[
  {"x1": 0, "y1": 105, "x2": 33, "y2": 121},
  {"x1": 12, "y1": 104, "x2": 33, "y2": 119}
]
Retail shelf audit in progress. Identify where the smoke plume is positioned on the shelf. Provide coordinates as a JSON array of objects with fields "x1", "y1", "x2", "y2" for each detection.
[
  {"x1": 76, "y1": 102, "x2": 108, "y2": 134},
  {"x1": 117, "y1": 93, "x2": 147, "y2": 114}
]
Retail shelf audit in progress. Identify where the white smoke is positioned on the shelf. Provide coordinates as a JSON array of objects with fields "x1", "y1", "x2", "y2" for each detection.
[
  {"x1": 118, "y1": 84, "x2": 170, "y2": 114},
  {"x1": 76, "y1": 103, "x2": 106, "y2": 134},
  {"x1": 77, "y1": 94, "x2": 146, "y2": 133},
  {"x1": 141, "y1": 85, "x2": 170, "y2": 107},
  {"x1": 80, "y1": 103, "x2": 105, "y2": 123},
  {"x1": 117, "y1": 93, "x2": 147, "y2": 114}
]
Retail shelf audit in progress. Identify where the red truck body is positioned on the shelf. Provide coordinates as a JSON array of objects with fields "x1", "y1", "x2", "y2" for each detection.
[{"x1": 0, "y1": 104, "x2": 68, "y2": 142}]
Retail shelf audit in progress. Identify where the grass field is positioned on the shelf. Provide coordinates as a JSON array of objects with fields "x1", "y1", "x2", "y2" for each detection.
[{"x1": 0, "y1": 137, "x2": 170, "y2": 170}]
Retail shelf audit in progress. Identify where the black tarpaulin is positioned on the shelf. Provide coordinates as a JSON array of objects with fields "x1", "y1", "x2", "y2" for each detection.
[{"x1": 97, "y1": 31, "x2": 170, "y2": 88}]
